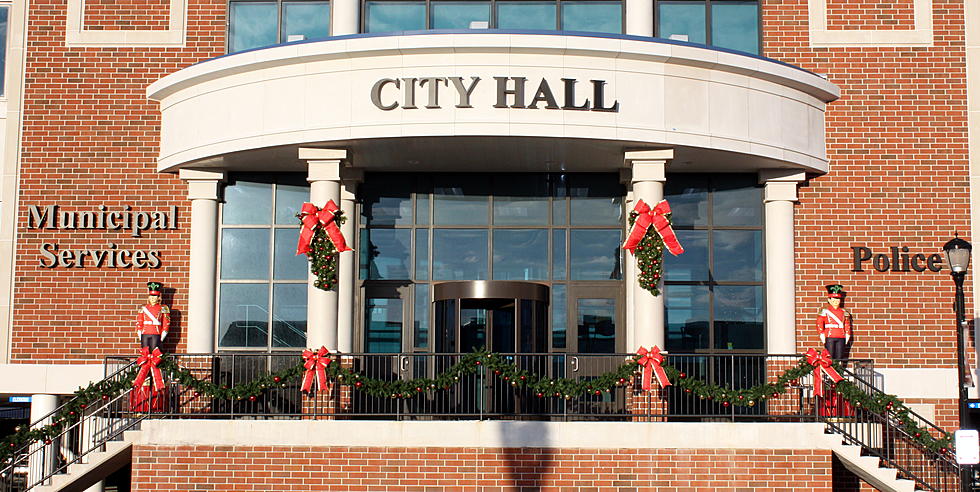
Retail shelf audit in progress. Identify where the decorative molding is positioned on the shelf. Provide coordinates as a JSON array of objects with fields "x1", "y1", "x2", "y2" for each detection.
[
  {"x1": 808, "y1": 0, "x2": 933, "y2": 47},
  {"x1": 65, "y1": 0, "x2": 187, "y2": 47}
]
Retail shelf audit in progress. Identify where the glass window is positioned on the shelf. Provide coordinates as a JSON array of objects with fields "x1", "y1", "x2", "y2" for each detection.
[
  {"x1": 497, "y1": 1, "x2": 557, "y2": 29},
  {"x1": 552, "y1": 229, "x2": 566, "y2": 280},
  {"x1": 366, "y1": 1, "x2": 426, "y2": 32},
  {"x1": 551, "y1": 284, "x2": 566, "y2": 348},
  {"x1": 663, "y1": 230, "x2": 707, "y2": 281},
  {"x1": 569, "y1": 229, "x2": 621, "y2": 280},
  {"x1": 711, "y1": 1, "x2": 759, "y2": 54},
  {"x1": 569, "y1": 175, "x2": 622, "y2": 225},
  {"x1": 229, "y1": 1, "x2": 331, "y2": 53},
  {"x1": 359, "y1": 228, "x2": 412, "y2": 280},
  {"x1": 0, "y1": 7, "x2": 9, "y2": 97},
  {"x1": 365, "y1": 298, "x2": 404, "y2": 352},
  {"x1": 713, "y1": 285, "x2": 763, "y2": 350},
  {"x1": 361, "y1": 175, "x2": 414, "y2": 226},
  {"x1": 658, "y1": 1, "x2": 706, "y2": 44},
  {"x1": 433, "y1": 176, "x2": 489, "y2": 225},
  {"x1": 665, "y1": 284, "x2": 709, "y2": 351},
  {"x1": 493, "y1": 229, "x2": 548, "y2": 280},
  {"x1": 223, "y1": 181, "x2": 272, "y2": 225},
  {"x1": 561, "y1": 1, "x2": 621, "y2": 33},
  {"x1": 712, "y1": 230, "x2": 763, "y2": 282},
  {"x1": 577, "y1": 298, "x2": 616, "y2": 353},
  {"x1": 713, "y1": 176, "x2": 762, "y2": 226},
  {"x1": 221, "y1": 229, "x2": 271, "y2": 280},
  {"x1": 493, "y1": 175, "x2": 549, "y2": 225},
  {"x1": 415, "y1": 228, "x2": 429, "y2": 280},
  {"x1": 282, "y1": 1, "x2": 331, "y2": 42},
  {"x1": 431, "y1": 1, "x2": 491, "y2": 29},
  {"x1": 218, "y1": 283, "x2": 270, "y2": 348},
  {"x1": 432, "y1": 229, "x2": 488, "y2": 280},
  {"x1": 414, "y1": 284, "x2": 430, "y2": 348},
  {"x1": 275, "y1": 184, "x2": 309, "y2": 224},
  {"x1": 273, "y1": 229, "x2": 307, "y2": 279},
  {"x1": 272, "y1": 284, "x2": 307, "y2": 347}
]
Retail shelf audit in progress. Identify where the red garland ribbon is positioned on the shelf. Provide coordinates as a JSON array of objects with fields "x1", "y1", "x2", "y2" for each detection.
[
  {"x1": 806, "y1": 348, "x2": 843, "y2": 398},
  {"x1": 132, "y1": 347, "x2": 164, "y2": 390},
  {"x1": 296, "y1": 201, "x2": 352, "y2": 256},
  {"x1": 636, "y1": 346, "x2": 671, "y2": 391},
  {"x1": 301, "y1": 346, "x2": 333, "y2": 393},
  {"x1": 623, "y1": 199, "x2": 685, "y2": 256}
]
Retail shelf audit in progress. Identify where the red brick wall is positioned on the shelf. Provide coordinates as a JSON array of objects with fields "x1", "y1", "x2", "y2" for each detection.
[
  {"x1": 10, "y1": 0, "x2": 225, "y2": 362},
  {"x1": 131, "y1": 445, "x2": 835, "y2": 491},
  {"x1": 826, "y1": 0, "x2": 916, "y2": 30},
  {"x1": 83, "y1": 0, "x2": 171, "y2": 30}
]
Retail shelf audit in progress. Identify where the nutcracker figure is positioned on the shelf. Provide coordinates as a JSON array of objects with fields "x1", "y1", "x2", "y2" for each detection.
[
  {"x1": 816, "y1": 284, "x2": 851, "y2": 360},
  {"x1": 137, "y1": 281, "x2": 170, "y2": 350}
]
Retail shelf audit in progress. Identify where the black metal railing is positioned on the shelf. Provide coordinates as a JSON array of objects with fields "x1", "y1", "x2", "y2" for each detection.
[{"x1": 825, "y1": 365, "x2": 960, "y2": 492}]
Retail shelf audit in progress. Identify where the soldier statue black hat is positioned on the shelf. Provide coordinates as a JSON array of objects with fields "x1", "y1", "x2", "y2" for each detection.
[
  {"x1": 825, "y1": 284, "x2": 846, "y2": 299},
  {"x1": 147, "y1": 281, "x2": 163, "y2": 296}
]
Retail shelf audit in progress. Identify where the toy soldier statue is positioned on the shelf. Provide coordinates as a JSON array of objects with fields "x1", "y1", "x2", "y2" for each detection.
[
  {"x1": 137, "y1": 281, "x2": 170, "y2": 350},
  {"x1": 816, "y1": 284, "x2": 851, "y2": 360}
]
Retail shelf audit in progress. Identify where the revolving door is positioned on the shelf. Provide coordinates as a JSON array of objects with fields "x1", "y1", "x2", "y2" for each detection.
[{"x1": 433, "y1": 281, "x2": 549, "y2": 354}]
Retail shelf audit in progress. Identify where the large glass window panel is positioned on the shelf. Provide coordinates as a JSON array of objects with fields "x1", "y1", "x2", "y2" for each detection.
[
  {"x1": 711, "y1": 1, "x2": 759, "y2": 54},
  {"x1": 713, "y1": 177, "x2": 762, "y2": 226},
  {"x1": 414, "y1": 284, "x2": 430, "y2": 348},
  {"x1": 568, "y1": 175, "x2": 623, "y2": 225},
  {"x1": 229, "y1": 2, "x2": 279, "y2": 53},
  {"x1": 218, "y1": 283, "x2": 269, "y2": 348},
  {"x1": 415, "y1": 229, "x2": 429, "y2": 280},
  {"x1": 569, "y1": 229, "x2": 621, "y2": 280},
  {"x1": 561, "y1": 1, "x2": 621, "y2": 33},
  {"x1": 658, "y1": 1, "x2": 706, "y2": 44},
  {"x1": 493, "y1": 229, "x2": 548, "y2": 280},
  {"x1": 663, "y1": 230, "x2": 708, "y2": 281},
  {"x1": 223, "y1": 181, "x2": 272, "y2": 225},
  {"x1": 272, "y1": 284, "x2": 307, "y2": 347},
  {"x1": 365, "y1": 1, "x2": 426, "y2": 32},
  {"x1": 713, "y1": 285, "x2": 764, "y2": 350},
  {"x1": 433, "y1": 176, "x2": 490, "y2": 225},
  {"x1": 431, "y1": 1, "x2": 491, "y2": 28},
  {"x1": 493, "y1": 175, "x2": 549, "y2": 225},
  {"x1": 497, "y1": 1, "x2": 557, "y2": 30},
  {"x1": 361, "y1": 176, "x2": 413, "y2": 226},
  {"x1": 282, "y1": 1, "x2": 330, "y2": 42},
  {"x1": 552, "y1": 174, "x2": 568, "y2": 225},
  {"x1": 275, "y1": 184, "x2": 309, "y2": 224},
  {"x1": 552, "y1": 284, "x2": 566, "y2": 349},
  {"x1": 274, "y1": 229, "x2": 308, "y2": 280},
  {"x1": 664, "y1": 176, "x2": 709, "y2": 227},
  {"x1": 0, "y1": 7, "x2": 8, "y2": 96},
  {"x1": 365, "y1": 298, "x2": 403, "y2": 352},
  {"x1": 221, "y1": 229, "x2": 271, "y2": 280},
  {"x1": 432, "y1": 229, "x2": 488, "y2": 280},
  {"x1": 712, "y1": 230, "x2": 763, "y2": 282},
  {"x1": 359, "y1": 229, "x2": 412, "y2": 280},
  {"x1": 577, "y1": 298, "x2": 615, "y2": 353},
  {"x1": 552, "y1": 229, "x2": 566, "y2": 280},
  {"x1": 416, "y1": 193, "x2": 430, "y2": 225},
  {"x1": 665, "y1": 285, "x2": 709, "y2": 351}
]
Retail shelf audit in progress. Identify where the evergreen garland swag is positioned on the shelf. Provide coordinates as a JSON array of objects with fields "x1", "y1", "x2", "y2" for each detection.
[
  {"x1": 299, "y1": 211, "x2": 346, "y2": 291},
  {"x1": 0, "y1": 350, "x2": 954, "y2": 461},
  {"x1": 627, "y1": 209, "x2": 669, "y2": 296}
]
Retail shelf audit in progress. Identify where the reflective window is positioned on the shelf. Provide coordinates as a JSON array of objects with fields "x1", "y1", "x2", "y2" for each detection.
[
  {"x1": 561, "y1": 1, "x2": 621, "y2": 33},
  {"x1": 493, "y1": 229, "x2": 548, "y2": 280},
  {"x1": 0, "y1": 7, "x2": 9, "y2": 96},
  {"x1": 359, "y1": 228, "x2": 412, "y2": 279},
  {"x1": 497, "y1": 1, "x2": 556, "y2": 29},
  {"x1": 577, "y1": 298, "x2": 616, "y2": 353},
  {"x1": 432, "y1": 229, "x2": 489, "y2": 280},
  {"x1": 365, "y1": 298, "x2": 404, "y2": 352},
  {"x1": 663, "y1": 174, "x2": 764, "y2": 353},
  {"x1": 569, "y1": 229, "x2": 622, "y2": 280},
  {"x1": 363, "y1": 0, "x2": 622, "y2": 32},
  {"x1": 656, "y1": 0, "x2": 759, "y2": 54},
  {"x1": 218, "y1": 175, "x2": 309, "y2": 349},
  {"x1": 229, "y1": 0, "x2": 331, "y2": 53},
  {"x1": 431, "y1": 1, "x2": 491, "y2": 28},
  {"x1": 366, "y1": 0, "x2": 426, "y2": 32}
]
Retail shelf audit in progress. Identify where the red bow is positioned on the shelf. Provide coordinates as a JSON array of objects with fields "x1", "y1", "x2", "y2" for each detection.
[
  {"x1": 806, "y1": 348, "x2": 843, "y2": 398},
  {"x1": 636, "y1": 346, "x2": 671, "y2": 391},
  {"x1": 301, "y1": 346, "x2": 333, "y2": 393},
  {"x1": 296, "y1": 201, "x2": 352, "y2": 256},
  {"x1": 132, "y1": 347, "x2": 164, "y2": 390},
  {"x1": 623, "y1": 199, "x2": 684, "y2": 256}
]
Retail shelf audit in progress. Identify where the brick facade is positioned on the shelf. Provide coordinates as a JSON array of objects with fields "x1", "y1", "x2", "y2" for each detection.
[{"x1": 131, "y1": 445, "x2": 836, "y2": 491}]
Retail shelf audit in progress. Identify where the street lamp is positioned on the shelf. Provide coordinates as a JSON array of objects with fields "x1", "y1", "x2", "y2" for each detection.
[{"x1": 944, "y1": 234, "x2": 972, "y2": 490}]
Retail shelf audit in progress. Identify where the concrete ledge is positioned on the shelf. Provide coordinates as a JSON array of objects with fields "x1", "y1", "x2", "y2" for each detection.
[
  {"x1": 0, "y1": 364, "x2": 104, "y2": 395},
  {"x1": 137, "y1": 420, "x2": 829, "y2": 449}
]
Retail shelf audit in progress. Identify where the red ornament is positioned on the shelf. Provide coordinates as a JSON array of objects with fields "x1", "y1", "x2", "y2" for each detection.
[
  {"x1": 684, "y1": 389, "x2": 692, "y2": 393},
  {"x1": 355, "y1": 382, "x2": 363, "y2": 388},
  {"x1": 520, "y1": 376, "x2": 526, "y2": 381},
  {"x1": 475, "y1": 361, "x2": 481, "y2": 365},
  {"x1": 679, "y1": 372, "x2": 686, "y2": 379},
  {"x1": 494, "y1": 370, "x2": 501, "y2": 375},
  {"x1": 194, "y1": 392, "x2": 201, "y2": 397},
  {"x1": 80, "y1": 404, "x2": 87, "y2": 409},
  {"x1": 537, "y1": 393, "x2": 544, "y2": 397},
  {"x1": 915, "y1": 432, "x2": 922, "y2": 438},
  {"x1": 737, "y1": 395, "x2": 744, "y2": 400},
  {"x1": 416, "y1": 387, "x2": 423, "y2": 392},
  {"x1": 594, "y1": 390, "x2": 601, "y2": 395},
  {"x1": 722, "y1": 401, "x2": 730, "y2": 407},
  {"x1": 248, "y1": 395, "x2": 257, "y2": 402},
  {"x1": 44, "y1": 439, "x2": 52, "y2": 445},
  {"x1": 273, "y1": 376, "x2": 281, "y2": 383},
  {"x1": 102, "y1": 394, "x2": 109, "y2": 401}
]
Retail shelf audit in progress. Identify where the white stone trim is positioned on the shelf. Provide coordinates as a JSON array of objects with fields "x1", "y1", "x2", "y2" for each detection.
[
  {"x1": 136, "y1": 420, "x2": 834, "y2": 450},
  {"x1": 65, "y1": 0, "x2": 187, "y2": 47},
  {"x1": 0, "y1": 364, "x2": 104, "y2": 394},
  {"x1": 877, "y1": 367, "x2": 958, "y2": 399},
  {"x1": 808, "y1": 0, "x2": 933, "y2": 47}
]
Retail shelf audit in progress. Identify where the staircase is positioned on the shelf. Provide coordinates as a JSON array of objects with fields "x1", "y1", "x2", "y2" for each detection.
[
  {"x1": 33, "y1": 433, "x2": 136, "y2": 492},
  {"x1": 832, "y1": 438, "x2": 918, "y2": 492}
]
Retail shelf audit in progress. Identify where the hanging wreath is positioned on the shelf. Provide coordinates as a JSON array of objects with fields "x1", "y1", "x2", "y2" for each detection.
[
  {"x1": 296, "y1": 201, "x2": 351, "y2": 291},
  {"x1": 623, "y1": 199, "x2": 684, "y2": 296}
]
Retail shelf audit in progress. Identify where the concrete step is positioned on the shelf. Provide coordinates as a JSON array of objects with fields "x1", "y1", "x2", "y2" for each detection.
[
  {"x1": 33, "y1": 431, "x2": 139, "y2": 492},
  {"x1": 829, "y1": 438, "x2": 918, "y2": 492}
]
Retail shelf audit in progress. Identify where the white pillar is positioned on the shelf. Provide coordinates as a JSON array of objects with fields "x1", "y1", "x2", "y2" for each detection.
[
  {"x1": 760, "y1": 170, "x2": 806, "y2": 355},
  {"x1": 301, "y1": 148, "x2": 346, "y2": 351},
  {"x1": 28, "y1": 394, "x2": 58, "y2": 486},
  {"x1": 179, "y1": 169, "x2": 226, "y2": 354},
  {"x1": 625, "y1": 0, "x2": 654, "y2": 36},
  {"x1": 625, "y1": 150, "x2": 672, "y2": 349},
  {"x1": 338, "y1": 168, "x2": 363, "y2": 353},
  {"x1": 331, "y1": 0, "x2": 360, "y2": 35}
]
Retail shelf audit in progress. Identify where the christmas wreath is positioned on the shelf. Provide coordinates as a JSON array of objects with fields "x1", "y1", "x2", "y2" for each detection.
[{"x1": 296, "y1": 201, "x2": 351, "y2": 291}]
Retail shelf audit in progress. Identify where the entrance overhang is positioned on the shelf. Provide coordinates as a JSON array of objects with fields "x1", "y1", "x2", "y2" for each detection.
[{"x1": 147, "y1": 31, "x2": 841, "y2": 174}]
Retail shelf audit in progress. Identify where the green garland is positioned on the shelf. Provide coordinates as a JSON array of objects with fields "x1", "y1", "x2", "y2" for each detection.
[
  {"x1": 299, "y1": 211, "x2": 346, "y2": 291},
  {"x1": 627, "y1": 210, "x2": 669, "y2": 296},
  {"x1": 1, "y1": 350, "x2": 953, "y2": 462}
]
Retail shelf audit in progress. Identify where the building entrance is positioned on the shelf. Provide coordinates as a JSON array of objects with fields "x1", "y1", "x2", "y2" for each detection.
[{"x1": 433, "y1": 281, "x2": 549, "y2": 354}]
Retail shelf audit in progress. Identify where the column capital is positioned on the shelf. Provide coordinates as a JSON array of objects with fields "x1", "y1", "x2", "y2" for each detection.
[
  {"x1": 302, "y1": 148, "x2": 347, "y2": 182},
  {"x1": 624, "y1": 150, "x2": 672, "y2": 183},
  {"x1": 760, "y1": 170, "x2": 806, "y2": 203},
  {"x1": 299, "y1": 147, "x2": 347, "y2": 161},
  {"x1": 179, "y1": 168, "x2": 226, "y2": 201}
]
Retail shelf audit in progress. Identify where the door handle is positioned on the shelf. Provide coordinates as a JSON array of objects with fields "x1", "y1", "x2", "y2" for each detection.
[
  {"x1": 571, "y1": 356, "x2": 579, "y2": 372},
  {"x1": 400, "y1": 356, "x2": 409, "y2": 372}
]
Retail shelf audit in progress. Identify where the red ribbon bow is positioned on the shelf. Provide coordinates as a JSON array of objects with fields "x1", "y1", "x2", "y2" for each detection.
[
  {"x1": 623, "y1": 199, "x2": 684, "y2": 256},
  {"x1": 636, "y1": 346, "x2": 671, "y2": 391},
  {"x1": 806, "y1": 348, "x2": 843, "y2": 398},
  {"x1": 301, "y1": 346, "x2": 333, "y2": 393},
  {"x1": 132, "y1": 347, "x2": 164, "y2": 390},
  {"x1": 296, "y1": 201, "x2": 352, "y2": 256}
]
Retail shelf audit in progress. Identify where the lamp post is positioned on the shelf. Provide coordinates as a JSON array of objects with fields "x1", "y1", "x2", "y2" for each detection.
[{"x1": 944, "y1": 234, "x2": 972, "y2": 490}]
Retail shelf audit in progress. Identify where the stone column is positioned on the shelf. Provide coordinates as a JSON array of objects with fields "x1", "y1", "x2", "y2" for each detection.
[
  {"x1": 625, "y1": 0, "x2": 654, "y2": 36},
  {"x1": 338, "y1": 168, "x2": 363, "y2": 353},
  {"x1": 625, "y1": 150, "x2": 672, "y2": 349},
  {"x1": 179, "y1": 169, "x2": 227, "y2": 354},
  {"x1": 760, "y1": 170, "x2": 806, "y2": 355},
  {"x1": 301, "y1": 148, "x2": 346, "y2": 351},
  {"x1": 331, "y1": 0, "x2": 360, "y2": 35},
  {"x1": 28, "y1": 394, "x2": 58, "y2": 486}
]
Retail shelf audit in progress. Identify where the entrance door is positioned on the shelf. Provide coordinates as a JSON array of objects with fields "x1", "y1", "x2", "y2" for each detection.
[
  {"x1": 432, "y1": 281, "x2": 549, "y2": 354},
  {"x1": 459, "y1": 298, "x2": 516, "y2": 353}
]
